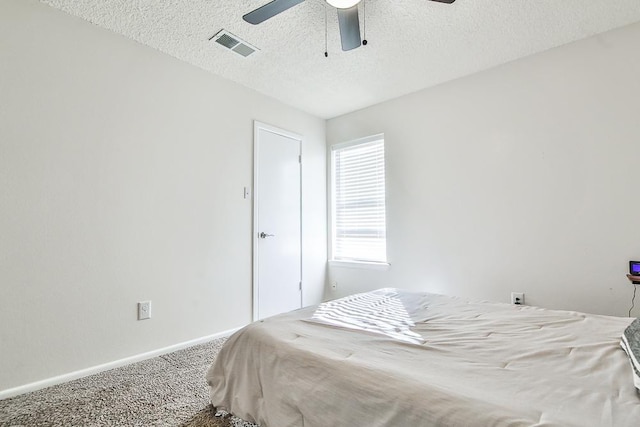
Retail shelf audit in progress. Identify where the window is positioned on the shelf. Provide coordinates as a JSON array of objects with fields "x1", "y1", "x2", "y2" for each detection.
[{"x1": 330, "y1": 135, "x2": 387, "y2": 264}]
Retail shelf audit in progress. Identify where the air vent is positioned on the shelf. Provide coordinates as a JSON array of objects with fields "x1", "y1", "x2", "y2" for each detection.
[{"x1": 210, "y1": 30, "x2": 258, "y2": 57}]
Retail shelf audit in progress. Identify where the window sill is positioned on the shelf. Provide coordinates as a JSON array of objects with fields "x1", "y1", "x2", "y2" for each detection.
[{"x1": 329, "y1": 260, "x2": 390, "y2": 270}]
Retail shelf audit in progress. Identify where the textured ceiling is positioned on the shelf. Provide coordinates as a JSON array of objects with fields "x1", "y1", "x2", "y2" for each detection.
[{"x1": 40, "y1": 0, "x2": 640, "y2": 119}]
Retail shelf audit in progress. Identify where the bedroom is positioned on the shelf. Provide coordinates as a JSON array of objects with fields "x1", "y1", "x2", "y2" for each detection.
[{"x1": 1, "y1": 0, "x2": 640, "y2": 424}]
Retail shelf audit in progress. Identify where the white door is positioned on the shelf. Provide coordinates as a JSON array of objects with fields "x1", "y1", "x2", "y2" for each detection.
[{"x1": 253, "y1": 122, "x2": 302, "y2": 320}]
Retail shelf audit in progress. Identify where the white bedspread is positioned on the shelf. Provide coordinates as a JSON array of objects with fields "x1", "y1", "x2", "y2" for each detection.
[{"x1": 206, "y1": 289, "x2": 640, "y2": 427}]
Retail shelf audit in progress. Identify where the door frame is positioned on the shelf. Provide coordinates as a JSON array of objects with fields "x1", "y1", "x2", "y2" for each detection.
[{"x1": 252, "y1": 121, "x2": 303, "y2": 321}]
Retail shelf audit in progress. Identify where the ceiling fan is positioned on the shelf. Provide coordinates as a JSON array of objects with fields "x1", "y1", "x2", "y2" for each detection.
[{"x1": 243, "y1": 0, "x2": 456, "y2": 52}]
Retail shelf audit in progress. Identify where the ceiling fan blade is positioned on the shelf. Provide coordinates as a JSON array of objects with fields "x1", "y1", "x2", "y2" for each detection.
[
  {"x1": 337, "y1": 6, "x2": 361, "y2": 51},
  {"x1": 243, "y1": 0, "x2": 305, "y2": 25},
  {"x1": 429, "y1": 0, "x2": 456, "y2": 3}
]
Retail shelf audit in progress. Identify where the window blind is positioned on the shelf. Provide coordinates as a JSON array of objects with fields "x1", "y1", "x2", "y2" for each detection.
[{"x1": 332, "y1": 138, "x2": 387, "y2": 263}]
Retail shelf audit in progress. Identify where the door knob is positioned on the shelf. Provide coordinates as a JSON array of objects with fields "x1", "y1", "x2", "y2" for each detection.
[{"x1": 259, "y1": 232, "x2": 275, "y2": 239}]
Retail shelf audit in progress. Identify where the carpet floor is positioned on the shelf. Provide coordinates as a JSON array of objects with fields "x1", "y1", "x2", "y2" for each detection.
[{"x1": 0, "y1": 338, "x2": 259, "y2": 427}]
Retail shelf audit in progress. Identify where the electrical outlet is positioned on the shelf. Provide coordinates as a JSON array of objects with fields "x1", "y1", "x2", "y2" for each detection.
[
  {"x1": 138, "y1": 301, "x2": 151, "y2": 320},
  {"x1": 511, "y1": 292, "x2": 525, "y2": 305}
]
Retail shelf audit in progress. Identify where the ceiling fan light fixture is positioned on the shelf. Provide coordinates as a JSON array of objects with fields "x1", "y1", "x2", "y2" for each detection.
[{"x1": 326, "y1": 0, "x2": 361, "y2": 9}]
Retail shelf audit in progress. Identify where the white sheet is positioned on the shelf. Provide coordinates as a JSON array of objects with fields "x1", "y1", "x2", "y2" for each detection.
[{"x1": 206, "y1": 289, "x2": 640, "y2": 427}]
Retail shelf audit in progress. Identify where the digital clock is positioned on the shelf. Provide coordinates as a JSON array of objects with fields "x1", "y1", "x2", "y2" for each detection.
[{"x1": 630, "y1": 261, "x2": 640, "y2": 284}]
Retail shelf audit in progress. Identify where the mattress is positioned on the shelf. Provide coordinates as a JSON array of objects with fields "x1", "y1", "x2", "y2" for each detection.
[{"x1": 206, "y1": 288, "x2": 640, "y2": 427}]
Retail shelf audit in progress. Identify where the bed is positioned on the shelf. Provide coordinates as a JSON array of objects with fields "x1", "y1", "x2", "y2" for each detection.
[{"x1": 206, "y1": 288, "x2": 640, "y2": 427}]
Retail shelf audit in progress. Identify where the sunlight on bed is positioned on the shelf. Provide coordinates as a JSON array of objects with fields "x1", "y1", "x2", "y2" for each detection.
[{"x1": 307, "y1": 288, "x2": 425, "y2": 344}]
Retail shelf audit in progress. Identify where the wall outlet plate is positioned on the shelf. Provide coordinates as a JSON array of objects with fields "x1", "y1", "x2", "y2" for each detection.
[
  {"x1": 511, "y1": 292, "x2": 525, "y2": 305},
  {"x1": 138, "y1": 301, "x2": 151, "y2": 320}
]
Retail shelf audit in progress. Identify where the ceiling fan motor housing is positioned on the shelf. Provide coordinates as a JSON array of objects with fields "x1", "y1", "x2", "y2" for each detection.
[{"x1": 326, "y1": 0, "x2": 361, "y2": 8}]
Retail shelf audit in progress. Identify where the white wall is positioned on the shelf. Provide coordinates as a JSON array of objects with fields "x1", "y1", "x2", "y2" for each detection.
[
  {"x1": 327, "y1": 22, "x2": 640, "y2": 317},
  {"x1": 0, "y1": 0, "x2": 326, "y2": 392}
]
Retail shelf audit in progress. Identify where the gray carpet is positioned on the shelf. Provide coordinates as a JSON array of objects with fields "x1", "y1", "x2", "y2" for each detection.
[{"x1": 0, "y1": 338, "x2": 259, "y2": 427}]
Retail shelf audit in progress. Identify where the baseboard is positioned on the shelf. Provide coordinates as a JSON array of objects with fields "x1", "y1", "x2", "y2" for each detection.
[{"x1": 0, "y1": 327, "x2": 241, "y2": 400}]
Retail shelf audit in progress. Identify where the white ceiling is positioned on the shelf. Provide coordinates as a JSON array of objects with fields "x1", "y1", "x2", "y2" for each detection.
[{"x1": 40, "y1": 0, "x2": 640, "y2": 119}]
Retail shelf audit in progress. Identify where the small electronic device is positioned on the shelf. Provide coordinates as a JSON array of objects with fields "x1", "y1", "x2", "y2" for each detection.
[{"x1": 630, "y1": 261, "x2": 640, "y2": 284}]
